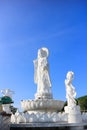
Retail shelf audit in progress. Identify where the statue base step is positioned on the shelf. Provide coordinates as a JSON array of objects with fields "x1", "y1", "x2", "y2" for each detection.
[{"x1": 10, "y1": 123, "x2": 87, "y2": 130}]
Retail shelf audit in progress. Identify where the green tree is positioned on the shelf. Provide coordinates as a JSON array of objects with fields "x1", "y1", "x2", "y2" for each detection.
[{"x1": 77, "y1": 95, "x2": 87, "y2": 111}]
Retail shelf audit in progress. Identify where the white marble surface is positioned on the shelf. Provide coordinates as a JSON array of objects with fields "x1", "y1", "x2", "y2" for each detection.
[
  {"x1": 21, "y1": 99, "x2": 64, "y2": 112},
  {"x1": 66, "y1": 106, "x2": 82, "y2": 123},
  {"x1": 11, "y1": 111, "x2": 68, "y2": 124},
  {"x1": 10, "y1": 49, "x2": 87, "y2": 124},
  {"x1": 65, "y1": 71, "x2": 76, "y2": 108},
  {"x1": 34, "y1": 48, "x2": 52, "y2": 99},
  {"x1": 65, "y1": 71, "x2": 82, "y2": 123}
]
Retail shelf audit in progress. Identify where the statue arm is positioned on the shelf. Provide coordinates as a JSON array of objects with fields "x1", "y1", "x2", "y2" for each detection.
[
  {"x1": 41, "y1": 58, "x2": 48, "y2": 70},
  {"x1": 33, "y1": 59, "x2": 38, "y2": 84},
  {"x1": 65, "y1": 78, "x2": 72, "y2": 86}
]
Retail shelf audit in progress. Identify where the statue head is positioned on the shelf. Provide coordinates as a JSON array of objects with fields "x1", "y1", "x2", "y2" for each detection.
[
  {"x1": 38, "y1": 48, "x2": 49, "y2": 58},
  {"x1": 66, "y1": 71, "x2": 74, "y2": 80}
]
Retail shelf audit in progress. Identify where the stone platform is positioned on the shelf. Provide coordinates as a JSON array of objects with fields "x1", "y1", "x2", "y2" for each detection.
[
  {"x1": 21, "y1": 99, "x2": 64, "y2": 112},
  {"x1": 10, "y1": 123, "x2": 87, "y2": 130}
]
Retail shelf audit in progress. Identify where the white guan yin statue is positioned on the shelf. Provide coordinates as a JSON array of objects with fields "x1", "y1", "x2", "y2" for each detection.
[
  {"x1": 65, "y1": 71, "x2": 76, "y2": 107},
  {"x1": 33, "y1": 48, "x2": 53, "y2": 99}
]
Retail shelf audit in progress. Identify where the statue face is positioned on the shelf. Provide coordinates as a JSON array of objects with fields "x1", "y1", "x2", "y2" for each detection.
[
  {"x1": 67, "y1": 71, "x2": 74, "y2": 80},
  {"x1": 38, "y1": 48, "x2": 49, "y2": 58}
]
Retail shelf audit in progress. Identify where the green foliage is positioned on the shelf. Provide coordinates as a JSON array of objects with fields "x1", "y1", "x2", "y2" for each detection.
[
  {"x1": 61, "y1": 101, "x2": 67, "y2": 111},
  {"x1": 61, "y1": 96, "x2": 87, "y2": 112},
  {"x1": 77, "y1": 95, "x2": 87, "y2": 111},
  {"x1": 0, "y1": 96, "x2": 13, "y2": 104}
]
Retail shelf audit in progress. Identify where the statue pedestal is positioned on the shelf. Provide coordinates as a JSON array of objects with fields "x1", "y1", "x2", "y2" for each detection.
[
  {"x1": 11, "y1": 99, "x2": 64, "y2": 123},
  {"x1": 64, "y1": 105, "x2": 82, "y2": 123},
  {"x1": 21, "y1": 99, "x2": 64, "y2": 113},
  {"x1": 35, "y1": 91, "x2": 53, "y2": 99}
]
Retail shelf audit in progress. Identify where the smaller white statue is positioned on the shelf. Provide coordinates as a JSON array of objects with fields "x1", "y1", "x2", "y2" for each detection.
[
  {"x1": 65, "y1": 71, "x2": 82, "y2": 123},
  {"x1": 65, "y1": 71, "x2": 76, "y2": 107},
  {"x1": 1, "y1": 89, "x2": 14, "y2": 99}
]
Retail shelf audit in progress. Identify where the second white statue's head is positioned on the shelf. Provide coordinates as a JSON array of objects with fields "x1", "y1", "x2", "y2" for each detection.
[{"x1": 66, "y1": 71, "x2": 74, "y2": 80}]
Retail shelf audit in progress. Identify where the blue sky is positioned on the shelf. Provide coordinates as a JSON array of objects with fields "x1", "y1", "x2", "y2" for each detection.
[{"x1": 0, "y1": 0, "x2": 87, "y2": 109}]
